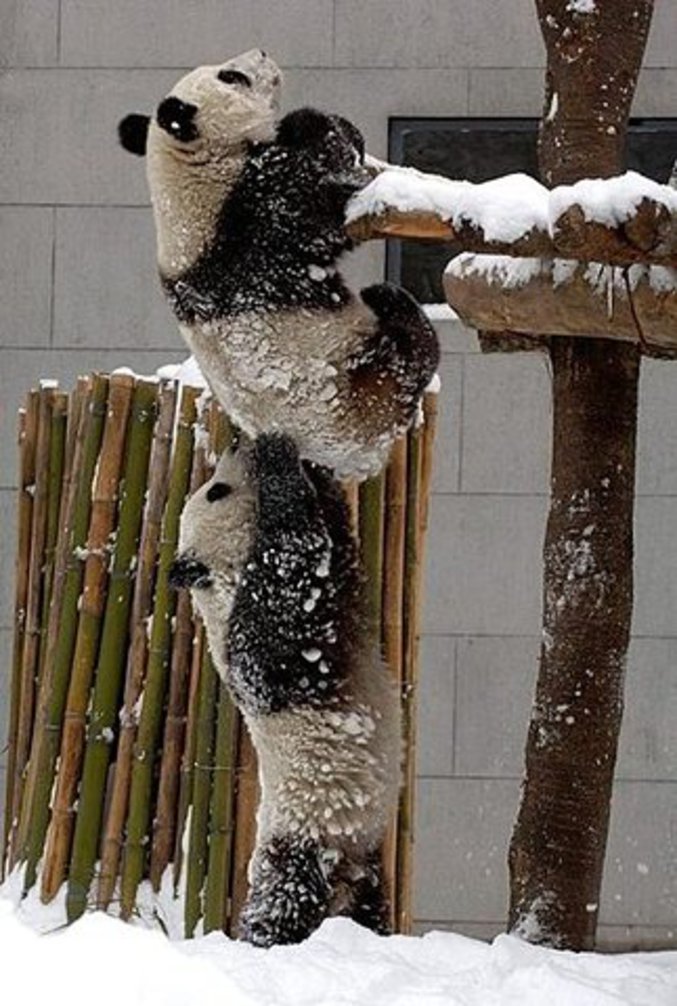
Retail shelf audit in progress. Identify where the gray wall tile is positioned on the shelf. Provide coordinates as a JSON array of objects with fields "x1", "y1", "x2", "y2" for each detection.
[
  {"x1": 414, "y1": 777, "x2": 520, "y2": 921},
  {"x1": 0, "y1": 69, "x2": 179, "y2": 205},
  {"x1": 644, "y1": 2, "x2": 677, "y2": 68},
  {"x1": 282, "y1": 68, "x2": 469, "y2": 158},
  {"x1": 0, "y1": 349, "x2": 186, "y2": 489},
  {"x1": 417, "y1": 636, "x2": 456, "y2": 777},
  {"x1": 412, "y1": 919, "x2": 503, "y2": 940},
  {"x1": 634, "y1": 498, "x2": 677, "y2": 638},
  {"x1": 469, "y1": 68, "x2": 545, "y2": 117},
  {"x1": 0, "y1": 1, "x2": 58, "y2": 67},
  {"x1": 423, "y1": 495, "x2": 547, "y2": 636},
  {"x1": 596, "y1": 923, "x2": 677, "y2": 952},
  {"x1": 617, "y1": 639, "x2": 677, "y2": 781},
  {"x1": 0, "y1": 208, "x2": 53, "y2": 348},
  {"x1": 335, "y1": 0, "x2": 544, "y2": 69},
  {"x1": 436, "y1": 316, "x2": 481, "y2": 355},
  {"x1": 53, "y1": 207, "x2": 180, "y2": 350},
  {"x1": 461, "y1": 354, "x2": 551, "y2": 495},
  {"x1": 455, "y1": 636, "x2": 538, "y2": 778},
  {"x1": 431, "y1": 355, "x2": 463, "y2": 494},
  {"x1": 634, "y1": 69, "x2": 677, "y2": 118},
  {"x1": 61, "y1": 1, "x2": 334, "y2": 68},
  {"x1": 602, "y1": 782, "x2": 677, "y2": 926},
  {"x1": 637, "y1": 360, "x2": 677, "y2": 496}
]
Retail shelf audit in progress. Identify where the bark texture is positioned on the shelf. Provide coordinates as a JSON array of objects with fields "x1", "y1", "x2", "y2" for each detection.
[{"x1": 507, "y1": 0, "x2": 653, "y2": 950}]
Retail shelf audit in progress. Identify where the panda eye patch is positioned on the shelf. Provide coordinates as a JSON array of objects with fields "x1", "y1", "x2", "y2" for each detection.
[
  {"x1": 206, "y1": 482, "x2": 233, "y2": 502},
  {"x1": 157, "y1": 97, "x2": 198, "y2": 143},
  {"x1": 217, "y1": 69, "x2": 252, "y2": 88}
]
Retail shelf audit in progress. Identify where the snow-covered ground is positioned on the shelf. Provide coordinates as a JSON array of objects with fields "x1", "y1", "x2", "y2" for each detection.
[{"x1": 2, "y1": 893, "x2": 677, "y2": 1006}]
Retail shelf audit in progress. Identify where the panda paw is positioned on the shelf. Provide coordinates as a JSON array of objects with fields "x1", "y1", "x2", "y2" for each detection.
[
  {"x1": 277, "y1": 108, "x2": 338, "y2": 148},
  {"x1": 360, "y1": 282, "x2": 423, "y2": 323}
]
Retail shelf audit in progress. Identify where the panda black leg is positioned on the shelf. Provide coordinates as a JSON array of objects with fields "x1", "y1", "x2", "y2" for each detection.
[
  {"x1": 239, "y1": 835, "x2": 331, "y2": 947},
  {"x1": 252, "y1": 433, "x2": 317, "y2": 531},
  {"x1": 345, "y1": 852, "x2": 392, "y2": 936}
]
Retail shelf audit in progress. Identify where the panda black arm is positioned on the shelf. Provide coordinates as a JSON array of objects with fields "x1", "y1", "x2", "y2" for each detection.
[{"x1": 226, "y1": 435, "x2": 351, "y2": 713}]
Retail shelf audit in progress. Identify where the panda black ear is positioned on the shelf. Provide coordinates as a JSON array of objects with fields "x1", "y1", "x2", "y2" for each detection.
[
  {"x1": 118, "y1": 114, "x2": 150, "y2": 156},
  {"x1": 276, "y1": 108, "x2": 334, "y2": 148}
]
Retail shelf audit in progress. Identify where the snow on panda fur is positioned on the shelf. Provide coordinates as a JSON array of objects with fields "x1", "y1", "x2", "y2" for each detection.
[
  {"x1": 118, "y1": 50, "x2": 439, "y2": 479},
  {"x1": 171, "y1": 433, "x2": 401, "y2": 947}
]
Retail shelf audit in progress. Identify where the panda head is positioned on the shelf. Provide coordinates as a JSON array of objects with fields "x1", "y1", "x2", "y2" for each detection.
[
  {"x1": 170, "y1": 437, "x2": 256, "y2": 629},
  {"x1": 119, "y1": 49, "x2": 282, "y2": 161}
]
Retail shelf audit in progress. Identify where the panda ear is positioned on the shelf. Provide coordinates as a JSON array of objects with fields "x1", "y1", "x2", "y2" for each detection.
[
  {"x1": 118, "y1": 114, "x2": 150, "y2": 156},
  {"x1": 276, "y1": 108, "x2": 335, "y2": 148}
]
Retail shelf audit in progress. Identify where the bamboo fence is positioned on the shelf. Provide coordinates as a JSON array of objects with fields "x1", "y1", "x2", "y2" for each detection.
[{"x1": 1, "y1": 373, "x2": 438, "y2": 938}]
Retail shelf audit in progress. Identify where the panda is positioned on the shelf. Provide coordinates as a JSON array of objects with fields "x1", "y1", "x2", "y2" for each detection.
[
  {"x1": 118, "y1": 49, "x2": 439, "y2": 480},
  {"x1": 171, "y1": 433, "x2": 401, "y2": 947}
]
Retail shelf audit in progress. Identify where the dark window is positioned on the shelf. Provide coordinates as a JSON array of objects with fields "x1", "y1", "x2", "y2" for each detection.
[{"x1": 386, "y1": 118, "x2": 677, "y2": 303}]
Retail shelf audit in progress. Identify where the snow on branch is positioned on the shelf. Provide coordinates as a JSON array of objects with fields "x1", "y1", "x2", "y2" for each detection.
[
  {"x1": 444, "y1": 253, "x2": 677, "y2": 353},
  {"x1": 347, "y1": 168, "x2": 677, "y2": 268}
]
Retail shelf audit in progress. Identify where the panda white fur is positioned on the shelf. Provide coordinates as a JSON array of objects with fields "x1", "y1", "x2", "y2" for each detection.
[
  {"x1": 119, "y1": 50, "x2": 439, "y2": 480},
  {"x1": 170, "y1": 434, "x2": 401, "y2": 946}
]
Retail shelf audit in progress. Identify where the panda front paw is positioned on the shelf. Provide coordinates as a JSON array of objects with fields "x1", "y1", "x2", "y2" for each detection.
[
  {"x1": 360, "y1": 282, "x2": 423, "y2": 323},
  {"x1": 277, "y1": 108, "x2": 337, "y2": 148}
]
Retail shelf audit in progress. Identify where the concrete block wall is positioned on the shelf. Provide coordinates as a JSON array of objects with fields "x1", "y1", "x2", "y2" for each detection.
[{"x1": 1, "y1": 0, "x2": 676, "y2": 946}]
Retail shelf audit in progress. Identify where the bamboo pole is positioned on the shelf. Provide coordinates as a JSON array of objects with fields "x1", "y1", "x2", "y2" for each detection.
[
  {"x1": 38, "y1": 375, "x2": 132, "y2": 901},
  {"x1": 66, "y1": 379, "x2": 158, "y2": 922},
  {"x1": 395, "y1": 396, "x2": 438, "y2": 932},
  {"x1": 358, "y1": 474, "x2": 385, "y2": 636},
  {"x1": 171, "y1": 400, "x2": 211, "y2": 895},
  {"x1": 203, "y1": 679, "x2": 239, "y2": 934},
  {"x1": 228, "y1": 725, "x2": 259, "y2": 937},
  {"x1": 396, "y1": 422, "x2": 424, "y2": 934},
  {"x1": 97, "y1": 380, "x2": 177, "y2": 910},
  {"x1": 120, "y1": 385, "x2": 198, "y2": 920},
  {"x1": 12, "y1": 387, "x2": 55, "y2": 858},
  {"x1": 183, "y1": 403, "x2": 231, "y2": 936},
  {"x1": 150, "y1": 394, "x2": 211, "y2": 892},
  {"x1": 3, "y1": 394, "x2": 38, "y2": 873},
  {"x1": 36, "y1": 392, "x2": 69, "y2": 690},
  {"x1": 14, "y1": 376, "x2": 104, "y2": 883},
  {"x1": 184, "y1": 649, "x2": 218, "y2": 937},
  {"x1": 379, "y1": 437, "x2": 408, "y2": 928}
]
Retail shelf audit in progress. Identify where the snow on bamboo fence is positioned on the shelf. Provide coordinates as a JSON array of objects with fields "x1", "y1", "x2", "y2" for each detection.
[{"x1": 1, "y1": 372, "x2": 437, "y2": 937}]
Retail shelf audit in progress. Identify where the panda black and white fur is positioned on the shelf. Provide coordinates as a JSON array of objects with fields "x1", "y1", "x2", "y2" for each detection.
[
  {"x1": 171, "y1": 433, "x2": 401, "y2": 946},
  {"x1": 119, "y1": 50, "x2": 439, "y2": 479}
]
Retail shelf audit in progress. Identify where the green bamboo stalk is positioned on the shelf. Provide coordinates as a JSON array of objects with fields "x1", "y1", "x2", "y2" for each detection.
[
  {"x1": 184, "y1": 649, "x2": 218, "y2": 937},
  {"x1": 228, "y1": 723, "x2": 258, "y2": 937},
  {"x1": 151, "y1": 396, "x2": 212, "y2": 892},
  {"x1": 97, "y1": 380, "x2": 177, "y2": 910},
  {"x1": 395, "y1": 422, "x2": 423, "y2": 934},
  {"x1": 66, "y1": 379, "x2": 158, "y2": 922},
  {"x1": 36, "y1": 392, "x2": 69, "y2": 690},
  {"x1": 120, "y1": 385, "x2": 198, "y2": 920},
  {"x1": 35, "y1": 374, "x2": 119, "y2": 900},
  {"x1": 203, "y1": 678, "x2": 239, "y2": 934},
  {"x1": 12, "y1": 387, "x2": 55, "y2": 858},
  {"x1": 171, "y1": 395, "x2": 215, "y2": 893},
  {"x1": 3, "y1": 395, "x2": 38, "y2": 874},
  {"x1": 358, "y1": 473, "x2": 385, "y2": 635}
]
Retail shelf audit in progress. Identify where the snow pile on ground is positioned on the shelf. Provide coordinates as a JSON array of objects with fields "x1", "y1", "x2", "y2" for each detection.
[
  {"x1": 2, "y1": 896, "x2": 676, "y2": 1006},
  {"x1": 347, "y1": 168, "x2": 677, "y2": 242}
]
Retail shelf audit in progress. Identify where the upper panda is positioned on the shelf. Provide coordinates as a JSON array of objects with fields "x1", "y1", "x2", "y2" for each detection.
[
  {"x1": 119, "y1": 50, "x2": 439, "y2": 479},
  {"x1": 171, "y1": 433, "x2": 401, "y2": 946}
]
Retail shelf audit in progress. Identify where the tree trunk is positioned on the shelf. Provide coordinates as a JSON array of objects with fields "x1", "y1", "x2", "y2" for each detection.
[{"x1": 508, "y1": 0, "x2": 654, "y2": 949}]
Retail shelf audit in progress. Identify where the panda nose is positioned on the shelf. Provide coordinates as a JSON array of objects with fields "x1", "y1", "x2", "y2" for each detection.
[{"x1": 259, "y1": 49, "x2": 267, "y2": 58}]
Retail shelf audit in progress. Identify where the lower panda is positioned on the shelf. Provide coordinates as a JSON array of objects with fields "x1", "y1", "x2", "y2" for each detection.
[
  {"x1": 171, "y1": 434, "x2": 401, "y2": 946},
  {"x1": 119, "y1": 51, "x2": 439, "y2": 479}
]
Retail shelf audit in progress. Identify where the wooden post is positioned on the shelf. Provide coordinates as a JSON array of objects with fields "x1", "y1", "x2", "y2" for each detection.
[{"x1": 507, "y1": 0, "x2": 654, "y2": 950}]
